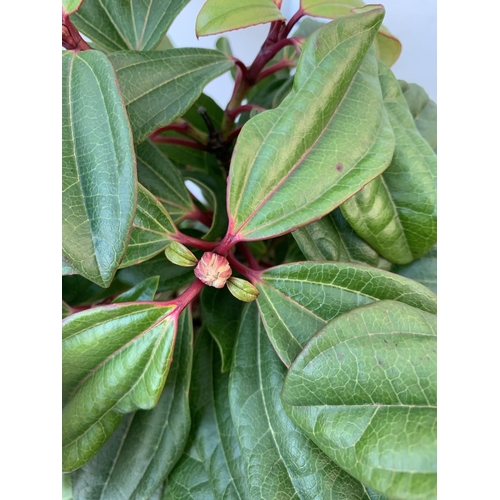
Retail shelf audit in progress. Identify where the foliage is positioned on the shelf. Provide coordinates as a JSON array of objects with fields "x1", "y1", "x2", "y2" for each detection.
[{"x1": 62, "y1": 1, "x2": 437, "y2": 499}]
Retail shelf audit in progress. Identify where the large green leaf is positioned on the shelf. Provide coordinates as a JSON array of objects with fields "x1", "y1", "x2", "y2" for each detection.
[
  {"x1": 189, "y1": 329, "x2": 249, "y2": 499},
  {"x1": 70, "y1": 309, "x2": 192, "y2": 499},
  {"x1": 229, "y1": 303, "x2": 381, "y2": 500},
  {"x1": 62, "y1": 302, "x2": 178, "y2": 471},
  {"x1": 112, "y1": 276, "x2": 160, "y2": 303},
  {"x1": 136, "y1": 141, "x2": 194, "y2": 222},
  {"x1": 341, "y1": 62, "x2": 437, "y2": 265},
  {"x1": 72, "y1": 0, "x2": 189, "y2": 51},
  {"x1": 226, "y1": 8, "x2": 395, "y2": 242},
  {"x1": 200, "y1": 286, "x2": 245, "y2": 372},
  {"x1": 195, "y1": 0, "x2": 285, "y2": 37},
  {"x1": 399, "y1": 80, "x2": 437, "y2": 151},
  {"x1": 62, "y1": 50, "x2": 136, "y2": 288},
  {"x1": 283, "y1": 301, "x2": 437, "y2": 500},
  {"x1": 108, "y1": 50, "x2": 234, "y2": 144},
  {"x1": 256, "y1": 261, "x2": 437, "y2": 366},
  {"x1": 120, "y1": 184, "x2": 177, "y2": 268},
  {"x1": 300, "y1": 1, "x2": 402, "y2": 66},
  {"x1": 292, "y1": 209, "x2": 392, "y2": 270},
  {"x1": 393, "y1": 245, "x2": 437, "y2": 295}
]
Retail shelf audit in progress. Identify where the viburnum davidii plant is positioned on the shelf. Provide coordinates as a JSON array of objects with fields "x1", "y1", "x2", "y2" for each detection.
[{"x1": 62, "y1": 1, "x2": 437, "y2": 499}]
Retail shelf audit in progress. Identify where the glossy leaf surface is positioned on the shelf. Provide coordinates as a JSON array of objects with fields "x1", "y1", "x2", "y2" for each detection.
[
  {"x1": 109, "y1": 50, "x2": 234, "y2": 144},
  {"x1": 62, "y1": 50, "x2": 136, "y2": 287},
  {"x1": 283, "y1": 301, "x2": 437, "y2": 500},
  {"x1": 200, "y1": 286, "x2": 245, "y2": 372},
  {"x1": 300, "y1": 1, "x2": 402, "y2": 66},
  {"x1": 72, "y1": 0, "x2": 189, "y2": 51},
  {"x1": 112, "y1": 276, "x2": 160, "y2": 303},
  {"x1": 195, "y1": 0, "x2": 285, "y2": 37},
  {"x1": 120, "y1": 184, "x2": 177, "y2": 268},
  {"x1": 136, "y1": 141, "x2": 194, "y2": 222},
  {"x1": 227, "y1": 8, "x2": 395, "y2": 241},
  {"x1": 230, "y1": 303, "x2": 378, "y2": 499},
  {"x1": 70, "y1": 310, "x2": 192, "y2": 500},
  {"x1": 256, "y1": 261, "x2": 437, "y2": 366},
  {"x1": 399, "y1": 80, "x2": 437, "y2": 151},
  {"x1": 292, "y1": 209, "x2": 392, "y2": 270},
  {"x1": 393, "y1": 246, "x2": 437, "y2": 294},
  {"x1": 341, "y1": 62, "x2": 437, "y2": 265},
  {"x1": 62, "y1": 302, "x2": 177, "y2": 471}
]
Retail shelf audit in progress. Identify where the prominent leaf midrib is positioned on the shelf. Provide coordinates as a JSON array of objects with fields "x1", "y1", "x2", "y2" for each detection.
[
  {"x1": 291, "y1": 403, "x2": 437, "y2": 409},
  {"x1": 73, "y1": 14, "x2": 124, "y2": 51},
  {"x1": 97, "y1": 0, "x2": 134, "y2": 50},
  {"x1": 135, "y1": 203, "x2": 175, "y2": 235},
  {"x1": 64, "y1": 315, "x2": 174, "y2": 450},
  {"x1": 232, "y1": 27, "x2": 376, "y2": 236}
]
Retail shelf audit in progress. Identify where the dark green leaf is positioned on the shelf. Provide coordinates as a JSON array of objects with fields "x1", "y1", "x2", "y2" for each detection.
[
  {"x1": 136, "y1": 141, "x2": 195, "y2": 222},
  {"x1": 292, "y1": 209, "x2": 392, "y2": 270},
  {"x1": 195, "y1": 0, "x2": 285, "y2": 37},
  {"x1": 72, "y1": 0, "x2": 190, "y2": 51},
  {"x1": 283, "y1": 301, "x2": 437, "y2": 500},
  {"x1": 256, "y1": 261, "x2": 437, "y2": 366},
  {"x1": 62, "y1": 50, "x2": 136, "y2": 287},
  {"x1": 63, "y1": 301, "x2": 73, "y2": 319},
  {"x1": 229, "y1": 303, "x2": 377, "y2": 499},
  {"x1": 120, "y1": 184, "x2": 177, "y2": 269},
  {"x1": 62, "y1": 302, "x2": 178, "y2": 471},
  {"x1": 227, "y1": 8, "x2": 394, "y2": 241},
  {"x1": 341, "y1": 62, "x2": 437, "y2": 265},
  {"x1": 108, "y1": 50, "x2": 234, "y2": 144},
  {"x1": 112, "y1": 276, "x2": 160, "y2": 303},
  {"x1": 393, "y1": 245, "x2": 437, "y2": 294},
  {"x1": 399, "y1": 80, "x2": 437, "y2": 151},
  {"x1": 70, "y1": 309, "x2": 192, "y2": 499},
  {"x1": 200, "y1": 286, "x2": 245, "y2": 372}
]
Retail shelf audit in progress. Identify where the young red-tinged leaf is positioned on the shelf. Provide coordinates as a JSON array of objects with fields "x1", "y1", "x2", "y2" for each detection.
[
  {"x1": 282, "y1": 301, "x2": 437, "y2": 500},
  {"x1": 62, "y1": 302, "x2": 178, "y2": 471},
  {"x1": 70, "y1": 309, "x2": 193, "y2": 500},
  {"x1": 255, "y1": 261, "x2": 437, "y2": 366},
  {"x1": 300, "y1": 1, "x2": 402, "y2": 66},
  {"x1": 62, "y1": 50, "x2": 136, "y2": 288},
  {"x1": 195, "y1": 0, "x2": 285, "y2": 37},
  {"x1": 71, "y1": 0, "x2": 190, "y2": 51},
  {"x1": 225, "y1": 8, "x2": 394, "y2": 243},
  {"x1": 119, "y1": 185, "x2": 178, "y2": 269},
  {"x1": 112, "y1": 276, "x2": 160, "y2": 303},
  {"x1": 229, "y1": 302, "x2": 383, "y2": 499},
  {"x1": 108, "y1": 50, "x2": 234, "y2": 144},
  {"x1": 341, "y1": 62, "x2": 437, "y2": 265}
]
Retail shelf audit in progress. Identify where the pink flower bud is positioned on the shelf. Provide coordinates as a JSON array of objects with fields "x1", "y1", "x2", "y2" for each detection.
[{"x1": 194, "y1": 252, "x2": 232, "y2": 288}]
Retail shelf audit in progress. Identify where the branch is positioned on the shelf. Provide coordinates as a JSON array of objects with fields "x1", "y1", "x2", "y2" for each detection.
[{"x1": 150, "y1": 135, "x2": 207, "y2": 151}]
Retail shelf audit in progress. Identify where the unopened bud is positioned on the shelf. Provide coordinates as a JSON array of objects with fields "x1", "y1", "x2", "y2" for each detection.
[
  {"x1": 226, "y1": 277, "x2": 259, "y2": 302},
  {"x1": 165, "y1": 241, "x2": 198, "y2": 267},
  {"x1": 194, "y1": 252, "x2": 232, "y2": 288}
]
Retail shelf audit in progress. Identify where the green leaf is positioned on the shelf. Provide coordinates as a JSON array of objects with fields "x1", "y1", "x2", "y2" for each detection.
[
  {"x1": 136, "y1": 141, "x2": 195, "y2": 222},
  {"x1": 70, "y1": 309, "x2": 192, "y2": 500},
  {"x1": 63, "y1": 301, "x2": 73, "y2": 319},
  {"x1": 189, "y1": 329, "x2": 249, "y2": 499},
  {"x1": 300, "y1": 1, "x2": 402, "y2": 66},
  {"x1": 63, "y1": 261, "x2": 77, "y2": 276},
  {"x1": 292, "y1": 209, "x2": 392, "y2": 270},
  {"x1": 112, "y1": 276, "x2": 160, "y2": 303},
  {"x1": 62, "y1": 50, "x2": 136, "y2": 288},
  {"x1": 120, "y1": 184, "x2": 178, "y2": 269},
  {"x1": 200, "y1": 286, "x2": 245, "y2": 372},
  {"x1": 108, "y1": 50, "x2": 234, "y2": 144},
  {"x1": 229, "y1": 303, "x2": 379, "y2": 500},
  {"x1": 256, "y1": 261, "x2": 437, "y2": 366},
  {"x1": 62, "y1": 474, "x2": 73, "y2": 500},
  {"x1": 341, "y1": 62, "x2": 437, "y2": 265},
  {"x1": 156, "y1": 35, "x2": 174, "y2": 51},
  {"x1": 393, "y1": 245, "x2": 437, "y2": 295},
  {"x1": 62, "y1": 302, "x2": 178, "y2": 471},
  {"x1": 227, "y1": 8, "x2": 395, "y2": 242},
  {"x1": 63, "y1": 0, "x2": 84, "y2": 15},
  {"x1": 399, "y1": 80, "x2": 437, "y2": 151},
  {"x1": 282, "y1": 301, "x2": 437, "y2": 500},
  {"x1": 72, "y1": 0, "x2": 190, "y2": 51},
  {"x1": 195, "y1": 0, "x2": 285, "y2": 37}
]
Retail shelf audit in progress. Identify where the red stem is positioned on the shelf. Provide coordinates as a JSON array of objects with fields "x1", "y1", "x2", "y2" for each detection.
[
  {"x1": 62, "y1": 11, "x2": 91, "y2": 51},
  {"x1": 150, "y1": 136, "x2": 207, "y2": 151},
  {"x1": 227, "y1": 104, "x2": 266, "y2": 120},
  {"x1": 173, "y1": 232, "x2": 218, "y2": 251},
  {"x1": 184, "y1": 204, "x2": 213, "y2": 228},
  {"x1": 237, "y1": 243, "x2": 261, "y2": 271},
  {"x1": 168, "y1": 279, "x2": 206, "y2": 313},
  {"x1": 153, "y1": 122, "x2": 189, "y2": 135},
  {"x1": 227, "y1": 254, "x2": 261, "y2": 283},
  {"x1": 256, "y1": 59, "x2": 296, "y2": 82},
  {"x1": 227, "y1": 126, "x2": 243, "y2": 143},
  {"x1": 282, "y1": 9, "x2": 305, "y2": 39}
]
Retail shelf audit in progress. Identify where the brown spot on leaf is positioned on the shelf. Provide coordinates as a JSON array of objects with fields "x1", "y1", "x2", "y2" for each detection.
[{"x1": 336, "y1": 163, "x2": 343, "y2": 172}]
